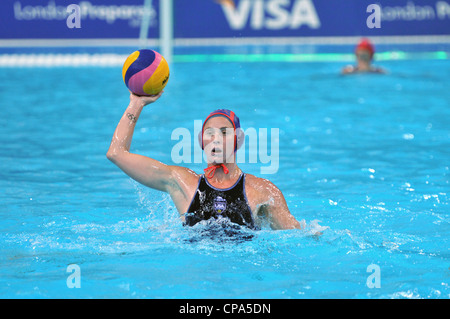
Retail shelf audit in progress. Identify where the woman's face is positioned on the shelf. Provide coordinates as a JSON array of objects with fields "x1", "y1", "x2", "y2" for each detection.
[
  {"x1": 356, "y1": 48, "x2": 373, "y2": 63},
  {"x1": 202, "y1": 116, "x2": 236, "y2": 164}
]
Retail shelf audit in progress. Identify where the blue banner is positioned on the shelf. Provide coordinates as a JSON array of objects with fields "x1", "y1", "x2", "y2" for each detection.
[
  {"x1": 176, "y1": 0, "x2": 450, "y2": 37},
  {"x1": 1, "y1": 0, "x2": 160, "y2": 39},
  {"x1": 0, "y1": 0, "x2": 449, "y2": 40}
]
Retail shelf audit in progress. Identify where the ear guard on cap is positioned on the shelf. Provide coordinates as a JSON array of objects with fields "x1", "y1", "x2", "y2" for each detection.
[
  {"x1": 236, "y1": 128, "x2": 244, "y2": 150},
  {"x1": 198, "y1": 128, "x2": 244, "y2": 152}
]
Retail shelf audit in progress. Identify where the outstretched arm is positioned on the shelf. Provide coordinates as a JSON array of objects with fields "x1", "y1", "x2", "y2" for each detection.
[{"x1": 106, "y1": 92, "x2": 174, "y2": 192}]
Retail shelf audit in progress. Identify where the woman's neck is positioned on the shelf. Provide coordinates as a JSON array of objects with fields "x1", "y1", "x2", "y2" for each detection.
[{"x1": 205, "y1": 162, "x2": 241, "y2": 186}]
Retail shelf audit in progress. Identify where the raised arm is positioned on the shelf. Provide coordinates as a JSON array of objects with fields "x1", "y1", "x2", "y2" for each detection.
[{"x1": 106, "y1": 92, "x2": 174, "y2": 192}]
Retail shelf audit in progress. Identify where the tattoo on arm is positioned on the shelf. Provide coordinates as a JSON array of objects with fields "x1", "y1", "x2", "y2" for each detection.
[{"x1": 127, "y1": 113, "x2": 137, "y2": 123}]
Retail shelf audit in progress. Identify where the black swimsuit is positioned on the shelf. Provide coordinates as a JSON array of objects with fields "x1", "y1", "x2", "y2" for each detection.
[{"x1": 184, "y1": 174, "x2": 257, "y2": 229}]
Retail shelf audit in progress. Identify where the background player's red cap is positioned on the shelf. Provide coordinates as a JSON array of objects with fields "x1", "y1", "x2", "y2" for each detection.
[{"x1": 355, "y1": 38, "x2": 375, "y2": 57}]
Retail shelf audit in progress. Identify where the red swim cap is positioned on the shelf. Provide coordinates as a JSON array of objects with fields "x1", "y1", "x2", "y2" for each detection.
[
  {"x1": 355, "y1": 38, "x2": 375, "y2": 57},
  {"x1": 200, "y1": 109, "x2": 244, "y2": 152}
]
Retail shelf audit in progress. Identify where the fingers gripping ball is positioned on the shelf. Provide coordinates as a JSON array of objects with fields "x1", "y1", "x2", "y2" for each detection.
[{"x1": 122, "y1": 49, "x2": 170, "y2": 96}]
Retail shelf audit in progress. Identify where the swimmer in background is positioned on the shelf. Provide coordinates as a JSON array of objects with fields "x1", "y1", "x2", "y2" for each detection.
[
  {"x1": 107, "y1": 93, "x2": 302, "y2": 230},
  {"x1": 342, "y1": 38, "x2": 387, "y2": 75}
]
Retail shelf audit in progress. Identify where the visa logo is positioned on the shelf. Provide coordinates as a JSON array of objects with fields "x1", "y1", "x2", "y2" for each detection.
[{"x1": 220, "y1": 0, "x2": 321, "y2": 30}]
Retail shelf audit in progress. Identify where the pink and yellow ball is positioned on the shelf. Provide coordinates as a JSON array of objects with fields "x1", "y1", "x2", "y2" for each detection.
[{"x1": 122, "y1": 49, "x2": 170, "y2": 96}]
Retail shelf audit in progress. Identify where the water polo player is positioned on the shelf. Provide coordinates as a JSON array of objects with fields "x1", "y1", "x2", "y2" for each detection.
[
  {"x1": 107, "y1": 92, "x2": 301, "y2": 230},
  {"x1": 342, "y1": 38, "x2": 386, "y2": 74}
]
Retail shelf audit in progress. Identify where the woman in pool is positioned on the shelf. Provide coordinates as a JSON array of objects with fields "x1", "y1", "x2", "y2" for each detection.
[
  {"x1": 107, "y1": 92, "x2": 301, "y2": 230},
  {"x1": 342, "y1": 38, "x2": 386, "y2": 74}
]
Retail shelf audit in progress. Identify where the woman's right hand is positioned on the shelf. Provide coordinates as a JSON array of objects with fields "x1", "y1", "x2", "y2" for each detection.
[{"x1": 130, "y1": 90, "x2": 164, "y2": 107}]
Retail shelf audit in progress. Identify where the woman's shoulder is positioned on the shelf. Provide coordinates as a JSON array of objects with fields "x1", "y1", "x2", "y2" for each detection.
[
  {"x1": 168, "y1": 165, "x2": 200, "y2": 186},
  {"x1": 244, "y1": 173, "x2": 282, "y2": 196},
  {"x1": 341, "y1": 65, "x2": 355, "y2": 74}
]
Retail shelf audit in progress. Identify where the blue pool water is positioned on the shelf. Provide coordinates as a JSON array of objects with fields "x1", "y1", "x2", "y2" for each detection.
[{"x1": 0, "y1": 54, "x2": 449, "y2": 298}]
